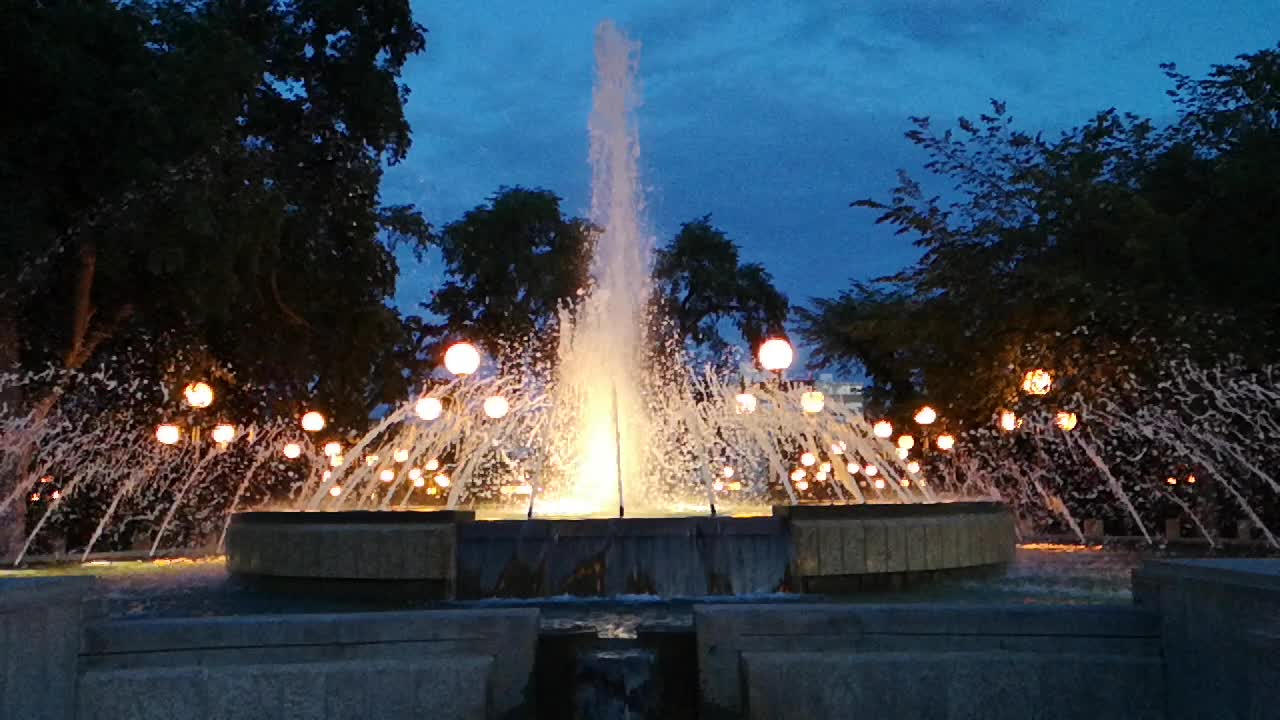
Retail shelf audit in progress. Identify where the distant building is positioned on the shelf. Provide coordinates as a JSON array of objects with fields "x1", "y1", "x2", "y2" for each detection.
[{"x1": 814, "y1": 374, "x2": 865, "y2": 413}]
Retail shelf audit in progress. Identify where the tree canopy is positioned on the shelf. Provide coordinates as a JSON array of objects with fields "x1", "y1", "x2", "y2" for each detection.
[
  {"x1": 1, "y1": 0, "x2": 432, "y2": 429},
  {"x1": 798, "y1": 44, "x2": 1280, "y2": 427},
  {"x1": 651, "y1": 216, "x2": 789, "y2": 366},
  {"x1": 424, "y1": 187, "x2": 595, "y2": 373}
]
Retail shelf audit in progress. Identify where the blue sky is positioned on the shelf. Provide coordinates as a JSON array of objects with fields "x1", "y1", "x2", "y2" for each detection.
[{"x1": 383, "y1": 0, "x2": 1279, "y2": 315}]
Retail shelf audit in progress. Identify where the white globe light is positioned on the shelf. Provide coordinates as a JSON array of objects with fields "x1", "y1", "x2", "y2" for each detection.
[
  {"x1": 800, "y1": 452, "x2": 816, "y2": 467},
  {"x1": 846, "y1": 462, "x2": 860, "y2": 474},
  {"x1": 415, "y1": 397, "x2": 443, "y2": 421},
  {"x1": 483, "y1": 395, "x2": 510, "y2": 419},
  {"x1": 757, "y1": 338, "x2": 794, "y2": 372},
  {"x1": 913, "y1": 405, "x2": 937, "y2": 425},
  {"x1": 393, "y1": 448, "x2": 410, "y2": 463},
  {"x1": 999, "y1": 411, "x2": 1018, "y2": 432},
  {"x1": 794, "y1": 480, "x2": 809, "y2": 491},
  {"x1": 379, "y1": 469, "x2": 395, "y2": 482},
  {"x1": 896, "y1": 447, "x2": 910, "y2": 460},
  {"x1": 936, "y1": 434, "x2": 956, "y2": 451},
  {"x1": 183, "y1": 382, "x2": 214, "y2": 409},
  {"x1": 210, "y1": 424, "x2": 235, "y2": 445},
  {"x1": 800, "y1": 391, "x2": 825, "y2": 414},
  {"x1": 872, "y1": 420, "x2": 893, "y2": 439},
  {"x1": 907, "y1": 461, "x2": 921, "y2": 474},
  {"x1": 282, "y1": 442, "x2": 302, "y2": 459},
  {"x1": 408, "y1": 467, "x2": 423, "y2": 480},
  {"x1": 864, "y1": 464, "x2": 878, "y2": 476},
  {"x1": 790, "y1": 468, "x2": 806, "y2": 482},
  {"x1": 328, "y1": 486, "x2": 342, "y2": 497},
  {"x1": 434, "y1": 473, "x2": 451, "y2": 488},
  {"x1": 819, "y1": 462, "x2": 832, "y2": 473},
  {"x1": 443, "y1": 342, "x2": 481, "y2": 376},
  {"x1": 413, "y1": 476, "x2": 426, "y2": 488},
  {"x1": 323, "y1": 441, "x2": 342, "y2": 457},
  {"x1": 721, "y1": 465, "x2": 734, "y2": 479},
  {"x1": 873, "y1": 478, "x2": 886, "y2": 489},
  {"x1": 300, "y1": 411, "x2": 325, "y2": 433},
  {"x1": 897, "y1": 435, "x2": 915, "y2": 450},
  {"x1": 734, "y1": 392, "x2": 758, "y2": 414},
  {"x1": 425, "y1": 458, "x2": 440, "y2": 471},
  {"x1": 155, "y1": 424, "x2": 181, "y2": 445}
]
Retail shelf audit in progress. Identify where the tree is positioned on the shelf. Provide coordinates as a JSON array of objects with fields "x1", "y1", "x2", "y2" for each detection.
[
  {"x1": 0, "y1": 0, "x2": 432, "y2": 430},
  {"x1": 798, "y1": 44, "x2": 1280, "y2": 427},
  {"x1": 425, "y1": 187, "x2": 595, "y2": 374},
  {"x1": 0, "y1": 0, "x2": 431, "y2": 557},
  {"x1": 651, "y1": 216, "x2": 789, "y2": 367}
]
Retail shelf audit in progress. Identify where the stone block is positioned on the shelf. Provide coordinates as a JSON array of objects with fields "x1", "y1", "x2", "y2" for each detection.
[
  {"x1": 741, "y1": 650, "x2": 1163, "y2": 720},
  {"x1": 78, "y1": 657, "x2": 491, "y2": 720},
  {"x1": 0, "y1": 576, "x2": 94, "y2": 720},
  {"x1": 839, "y1": 519, "x2": 866, "y2": 574},
  {"x1": 82, "y1": 608, "x2": 538, "y2": 719}
]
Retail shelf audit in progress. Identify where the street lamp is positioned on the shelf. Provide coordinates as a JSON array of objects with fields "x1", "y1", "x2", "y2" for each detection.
[
  {"x1": 415, "y1": 396, "x2": 443, "y2": 421},
  {"x1": 282, "y1": 442, "x2": 302, "y2": 459},
  {"x1": 757, "y1": 338, "x2": 794, "y2": 373},
  {"x1": 210, "y1": 423, "x2": 235, "y2": 445},
  {"x1": 483, "y1": 395, "x2": 510, "y2": 419},
  {"x1": 155, "y1": 424, "x2": 181, "y2": 445},
  {"x1": 800, "y1": 391, "x2": 825, "y2": 413},
  {"x1": 936, "y1": 434, "x2": 956, "y2": 451},
  {"x1": 1055, "y1": 412, "x2": 1078, "y2": 431},
  {"x1": 872, "y1": 420, "x2": 893, "y2": 439},
  {"x1": 183, "y1": 382, "x2": 214, "y2": 409},
  {"x1": 1021, "y1": 369, "x2": 1053, "y2": 396},
  {"x1": 444, "y1": 342, "x2": 481, "y2": 377},
  {"x1": 913, "y1": 406, "x2": 937, "y2": 425},
  {"x1": 300, "y1": 411, "x2": 326, "y2": 433}
]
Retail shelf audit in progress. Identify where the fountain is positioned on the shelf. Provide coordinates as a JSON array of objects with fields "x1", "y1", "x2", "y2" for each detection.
[{"x1": 219, "y1": 22, "x2": 1015, "y2": 597}]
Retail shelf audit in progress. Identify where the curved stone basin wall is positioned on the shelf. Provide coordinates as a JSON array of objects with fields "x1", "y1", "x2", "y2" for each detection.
[{"x1": 224, "y1": 503, "x2": 1015, "y2": 598}]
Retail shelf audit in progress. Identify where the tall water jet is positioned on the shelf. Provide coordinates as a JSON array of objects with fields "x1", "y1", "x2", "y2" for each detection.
[{"x1": 552, "y1": 21, "x2": 651, "y2": 515}]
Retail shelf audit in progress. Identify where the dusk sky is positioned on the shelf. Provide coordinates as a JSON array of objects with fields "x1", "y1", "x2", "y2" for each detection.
[{"x1": 383, "y1": 1, "x2": 1279, "y2": 315}]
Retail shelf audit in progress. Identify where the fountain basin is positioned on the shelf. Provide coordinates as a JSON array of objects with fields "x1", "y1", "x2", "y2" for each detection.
[{"x1": 224, "y1": 503, "x2": 1015, "y2": 598}]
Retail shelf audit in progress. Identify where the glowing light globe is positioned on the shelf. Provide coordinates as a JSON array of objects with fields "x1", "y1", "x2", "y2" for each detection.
[
  {"x1": 790, "y1": 468, "x2": 806, "y2": 482},
  {"x1": 864, "y1": 464, "x2": 878, "y2": 476},
  {"x1": 734, "y1": 392, "x2": 758, "y2": 414},
  {"x1": 895, "y1": 447, "x2": 910, "y2": 460},
  {"x1": 872, "y1": 420, "x2": 893, "y2": 439},
  {"x1": 408, "y1": 467, "x2": 423, "y2": 481},
  {"x1": 800, "y1": 391, "x2": 825, "y2": 414},
  {"x1": 1055, "y1": 412, "x2": 1078, "y2": 431},
  {"x1": 913, "y1": 405, "x2": 937, "y2": 425},
  {"x1": 999, "y1": 411, "x2": 1018, "y2": 432},
  {"x1": 210, "y1": 424, "x2": 235, "y2": 444},
  {"x1": 846, "y1": 462, "x2": 860, "y2": 474},
  {"x1": 425, "y1": 458, "x2": 440, "y2": 471},
  {"x1": 800, "y1": 452, "x2": 816, "y2": 467},
  {"x1": 282, "y1": 442, "x2": 302, "y2": 459},
  {"x1": 819, "y1": 461, "x2": 832, "y2": 473},
  {"x1": 830, "y1": 442, "x2": 845, "y2": 455},
  {"x1": 434, "y1": 473, "x2": 451, "y2": 488},
  {"x1": 795, "y1": 480, "x2": 810, "y2": 491},
  {"x1": 721, "y1": 465, "x2": 734, "y2": 479},
  {"x1": 328, "y1": 486, "x2": 342, "y2": 497},
  {"x1": 897, "y1": 435, "x2": 915, "y2": 450},
  {"x1": 415, "y1": 397, "x2": 443, "y2": 421},
  {"x1": 413, "y1": 476, "x2": 426, "y2": 488},
  {"x1": 1021, "y1": 368, "x2": 1053, "y2": 396},
  {"x1": 757, "y1": 338, "x2": 793, "y2": 372},
  {"x1": 907, "y1": 461, "x2": 921, "y2": 474},
  {"x1": 393, "y1": 448, "x2": 409, "y2": 463},
  {"x1": 379, "y1": 469, "x2": 395, "y2": 482},
  {"x1": 936, "y1": 434, "x2": 956, "y2": 451},
  {"x1": 483, "y1": 395, "x2": 510, "y2": 419},
  {"x1": 183, "y1": 382, "x2": 214, "y2": 409},
  {"x1": 443, "y1": 342, "x2": 481, "y2": 376},
  {"x1": 873, "y1": 478, "x2": 886, "y2": 489},
  {"x1": 713, "y1": 480, "x2": 725, "y2": 492},
  {"x1": 300, "y1": 411, "x2": 325, "y2": 433},
  {"x1": 323, "y1": 441, "x2": 342, "y2": 457},
  {"x1": 365, "y1": 454, "x2": 380, "y2": 467},
  {"x1": 155, "y1": 424, "x2": 181, "y2": 445}
]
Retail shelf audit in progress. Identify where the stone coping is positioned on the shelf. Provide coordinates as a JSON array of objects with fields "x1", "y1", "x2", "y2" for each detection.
[
  {"x1": 774, "y1": 501, "x2": 1007, "y2": 519},
  {"x1": 229, "y1": 509, "x2": 475, "y2": 525},
  {"x1": 0, "y1": 576, "x2": 96, "y2": 611},
  {"x1": 1135, "y1": 558, "x2": 1280, "y2": 593},
  {"x1": 458, "y1": 515, "x2": 783, "y2": 539}
]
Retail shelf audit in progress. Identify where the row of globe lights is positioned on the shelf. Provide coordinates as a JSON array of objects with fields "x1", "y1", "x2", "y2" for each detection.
[{"x1": 325, "y1": 341, "x2": 493, "y2": 498}]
